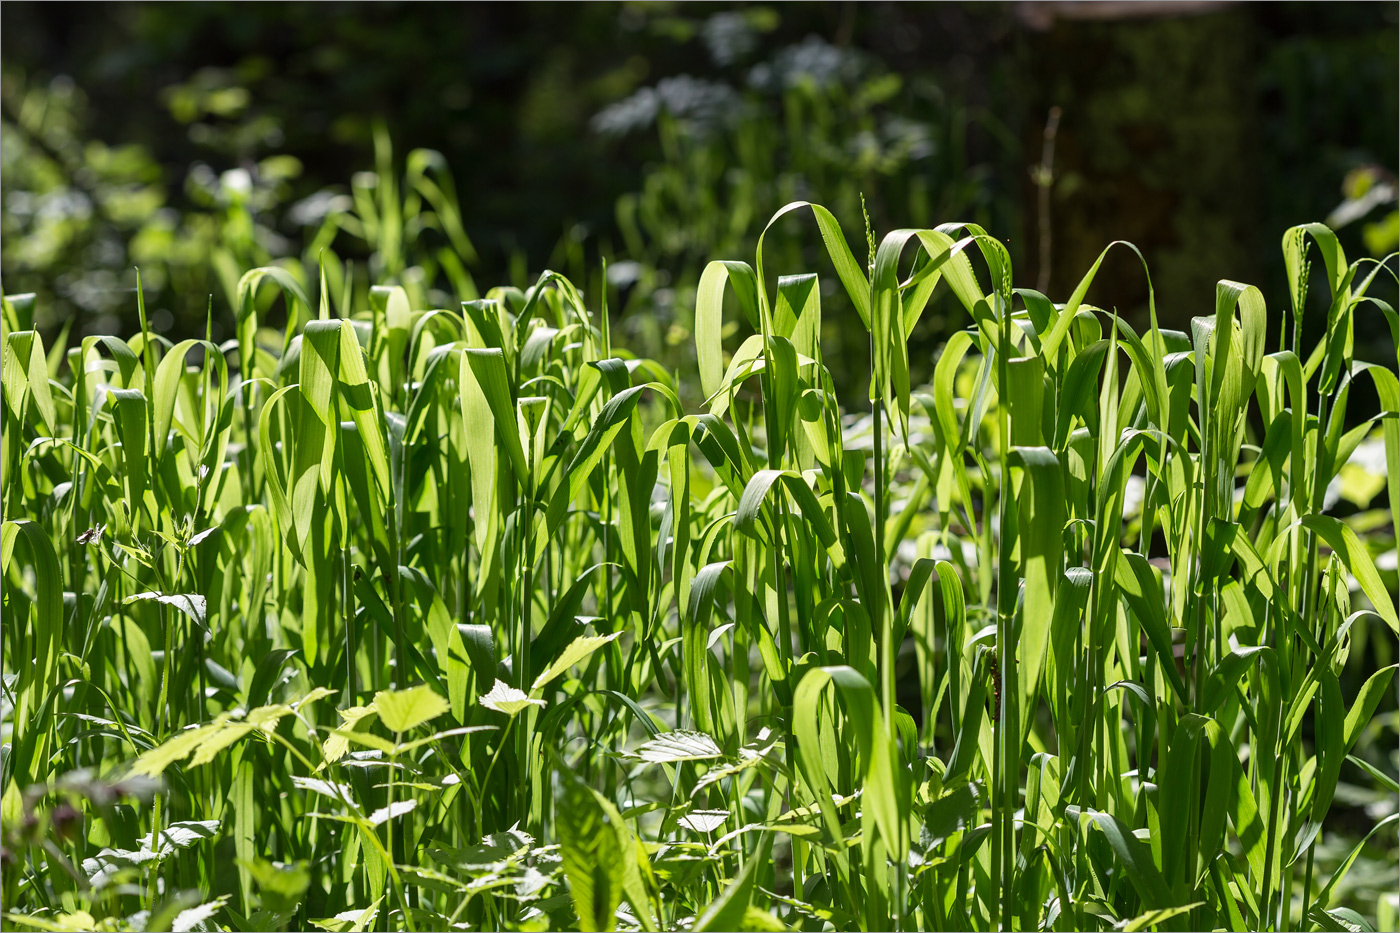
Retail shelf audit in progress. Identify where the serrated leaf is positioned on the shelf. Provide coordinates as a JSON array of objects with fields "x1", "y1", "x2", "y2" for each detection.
[
  {"x1": 479, "y1": 680, "x2": 546, "y2": 716},
  {"x1": 636, "y1": 731, "x2": 723, "y2": 764},
  {"x1": 691, "y1": 741, "x2": 778, "y2": 797},
  {"x1": 309, "y1": 899, "x2": 382, "y2": 933},
  {"x1": 291, "y1": 776, "x2": 355, "y2": 804},
  {"x1": 367, "y1": 800, "x2": 418, "y2": 825},
  {"x1": 172, "y1": 895, "x2": 230, "y2": 933},
  {"x1": 84, "y1": 821, "x2": 222, "y2": 886},
  {"x1": 329, "y1": 729, "x2": 396, "y2": 755},
  {"x1": 373, "y1": 684, "x2": 449, "y2": 733},
  {"x1": 678, "y1": 810, "x2": 729, "y2": 833},
  {"x1": 122, "y1": 592, "x2": 209, "y2": 628},
  {"x1": 132, "y1": 707, "x2": 291, "y2": 776},
  {"x1": 149, "y1": 820, "x2": 221, "y2": 853}
]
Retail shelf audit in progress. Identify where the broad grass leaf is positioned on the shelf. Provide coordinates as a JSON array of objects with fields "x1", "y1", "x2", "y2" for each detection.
[
  {"x1": 693, "y1": 832, "x2": 771, "y2": 932},
  {"x1": 1348, "y1": 359, "x2": 1398, "y2": 534},
  {"x1": 546, "y1": 384, "x2": 646, "y2": 534},
  {"x1": 530, "y1": 632, "x2": 622, "y2": 693},
  {"x1": 1303, "y1": 663, "x2": 1400, "y2": 842},
  {"x1": 696, "y1": 261, "x2": 760, "y2": 400},
  {"x1": 557, "y1": 767, "x2": 623, "y2": 932},
  {"x1": 945, "y1": 649, "x2": 989, "y2": 784},
  {"x1": 463, "y1": 347, "x2": 528, "y2": 485},
  {"x1": 1157, "y1": 714, "x2": 1233, "y2": 888},
  {"x1": 705, "y1": 333, "x2": 765, "y2": 420},
  {"x1": 1283, "y1": 223, "x2": 1347, "y2": 313},
  {"x1": 1344, "y1": 664, "x2": 1398, "y2": 751},
  {"x1": 245, "y1": 647, "x2": 300, "y2": 711},
  {"x1": 1114, "y1": 553, "x2": 1188, "y2": 703},
  {"x1": 1054, "y1": 339, "x2": 1109, "y2": 447},
  {"x1": 299, "y1": 319, "x2": 342, "y2": 428},
  {"x1": 1008, "y1": 446, "x2": 1063, "y2": 738},
  {"x1": 335, "y1": 320, "x2": 391, "y2": 497},
  {"x1": 758, "y1": 202, "x2": 869, "y2": 328},
  {"x1": 1297, "y1": 515, "x2": 1399, "y2": 633},
  {"x1": 1309, "y1": 813, "x2": 1399, "y2": 914},
  {"x1": 423, "y1": 594, "x2": 470, "y2": 722},
  {"x1": 792, "y1": 665, "x2": 906, "y2": 874},
  {"x1": 151, "y1": 338, "x2": 223, "y2": 462},
  {"x1": 1005, "y1": 357, "x2": 1046, "y2": 445},
  {"x1": 256, "y1": 383, "x2": 301, "y2": 559},
  {"x1": 921, "y1": 781, "x2": 979, "y2": 853},
  {"x1": 894, "y1": 557, "x2": 937, "y2": 650},
  {"x1": 3, "y1": 330, "x2": 56, "y2": 434},
  {"x1": 931, "y1": 331, "x2": 974, "y2": 451},
  {"x1": 1346, "y1": 754, "x2": 1400, "y2": 794},
  {"x1": 461, "y1": 297, "x2": 509, "y2": 356},
  {"x1": 1039, "y1": 240, "x2": 1157, "y2": 365},
  {"x1": 1309, "y1": 906, "x2": 1376, "y2": 933},
  {"x1": 1240, "y1": 410, "x2": 1294, "y2": 513},
  {"x1": 528, "y1": 566, "x2": 605, "y2": 681},
  {"x1": 871, "y1": 228, "x2": 925, "y2": 428},
  {"x1": 1078, "y1": 807, "x2": 1174, "y2": 909},
  {"x1": 734, "y1": 470, "x2": 843, "y2": 567},
  {"x1": 684, "y1": 561, "x2": 731, "y2": 735},
  {"x1": 236, "y1": 266, "x2": 309, "y2": 369},
  {"x1": 775, "y1": 272, "x2": 820, "y2": 361},
  {"x1": 1120, "y1": 903, "x2": 1205, "y2": 932},
  {"x1": 1, "y1": 520, "x2": 63, "y2": 751},
  {"x1": 1202, "y1": 646, "x2": 1279, "y2": 732},
  {"x1": 107, "y1": 387, "x2": 150, "y2": 529},
  {"x1": 457, "y1": 348, "x2": 499, "y2": 553}
]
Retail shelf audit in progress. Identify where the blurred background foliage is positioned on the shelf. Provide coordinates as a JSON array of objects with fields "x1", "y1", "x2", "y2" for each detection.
[{"x1": 2, "y1": 1, "x2": 1396, "y2": 403}]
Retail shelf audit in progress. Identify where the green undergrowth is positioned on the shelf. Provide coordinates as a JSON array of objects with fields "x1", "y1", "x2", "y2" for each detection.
[{"x1": 1, "y1": 204, "x2": 1397, "y2": 932}]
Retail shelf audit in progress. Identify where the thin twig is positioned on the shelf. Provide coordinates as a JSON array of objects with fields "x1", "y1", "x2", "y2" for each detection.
[{"x1": 1035, "y1": 106, "x2": 1063, "y2": 295}]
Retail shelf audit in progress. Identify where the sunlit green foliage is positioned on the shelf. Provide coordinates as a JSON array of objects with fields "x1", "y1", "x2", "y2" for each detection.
[{"x1": 1, "y1": 201, "x2": 1396, "y2": 931}]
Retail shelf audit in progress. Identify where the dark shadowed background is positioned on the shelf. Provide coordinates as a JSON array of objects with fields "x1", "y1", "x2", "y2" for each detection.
[{"x1": 2, "y1": 1, "x2": 1396, "y2": 399}]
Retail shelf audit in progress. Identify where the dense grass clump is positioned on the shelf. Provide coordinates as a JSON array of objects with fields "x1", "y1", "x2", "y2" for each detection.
[{"x1": 1, "y1": 203, "x2": 1396, "y2": 932}]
